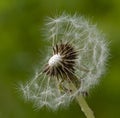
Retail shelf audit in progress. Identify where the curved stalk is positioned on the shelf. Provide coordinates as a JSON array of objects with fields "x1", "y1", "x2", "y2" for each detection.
[{"x1": 69, "y1": 82, "x2": 95, "y2": 118}]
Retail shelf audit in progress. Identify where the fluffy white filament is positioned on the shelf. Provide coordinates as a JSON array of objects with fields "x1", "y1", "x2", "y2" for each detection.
[{"x1": 20, "y1": 13, "x2": 108, "y2": 110}]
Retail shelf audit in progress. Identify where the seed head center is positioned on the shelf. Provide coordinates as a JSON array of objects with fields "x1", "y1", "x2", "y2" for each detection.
[{"x1": 48, "y1": 54, "x2": 61, "y2": 67}]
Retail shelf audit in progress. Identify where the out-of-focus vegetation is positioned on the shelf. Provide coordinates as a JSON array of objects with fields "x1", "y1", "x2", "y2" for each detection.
[{"x1": 0, "y1": 0, "x2": 120, "y2": 118}]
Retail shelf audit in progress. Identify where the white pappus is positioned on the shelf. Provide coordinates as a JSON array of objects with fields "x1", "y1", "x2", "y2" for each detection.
[{"x1": 20, "y1": 13, "x2": 109, "y2": 110}]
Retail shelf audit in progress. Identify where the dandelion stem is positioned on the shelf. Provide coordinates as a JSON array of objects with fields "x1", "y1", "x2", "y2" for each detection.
[
  {"x1": 69, "y1": 83, "x2": 95, "y2": 118},
  {"x1": 76, "y1": 94, "x2": 95, "y2": 118}
]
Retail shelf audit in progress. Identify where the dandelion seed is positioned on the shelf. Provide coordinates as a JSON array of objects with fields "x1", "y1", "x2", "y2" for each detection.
[{"x1": 20, "y1": 13, "x2": 109, "y2": 117}]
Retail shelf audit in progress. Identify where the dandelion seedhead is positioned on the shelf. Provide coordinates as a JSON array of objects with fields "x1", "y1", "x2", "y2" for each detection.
[{"x1": 20, "y1": 13, "x2": 108, "y2": 111}]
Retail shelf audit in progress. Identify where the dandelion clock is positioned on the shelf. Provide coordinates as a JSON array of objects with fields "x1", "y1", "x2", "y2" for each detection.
[{"x1": 20, "y1": 13, "x2": 109, "y2": 118}]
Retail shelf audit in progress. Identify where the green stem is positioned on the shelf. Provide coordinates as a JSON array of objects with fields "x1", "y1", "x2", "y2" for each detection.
[
  {"x1": 70, "y1": 83, "x2": 95, "y2": 118},
  {"x1": 76, "y1": 94, "x2": 95, "y2": 118}
]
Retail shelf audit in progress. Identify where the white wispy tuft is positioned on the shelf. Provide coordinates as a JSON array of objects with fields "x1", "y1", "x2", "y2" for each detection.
[{"x1": 20, "y1": 13, "x2": 109, "y2": 110}]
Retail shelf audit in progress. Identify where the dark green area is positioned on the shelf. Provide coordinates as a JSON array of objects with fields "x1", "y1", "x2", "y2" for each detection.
[{"x1": 0, "y1": 0, "x2": 120, "y2": 118}]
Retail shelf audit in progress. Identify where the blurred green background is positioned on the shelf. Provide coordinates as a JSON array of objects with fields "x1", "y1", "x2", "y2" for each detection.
[{"x1": 0, "y1": 0, "x2": 120, "y2": 118}]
